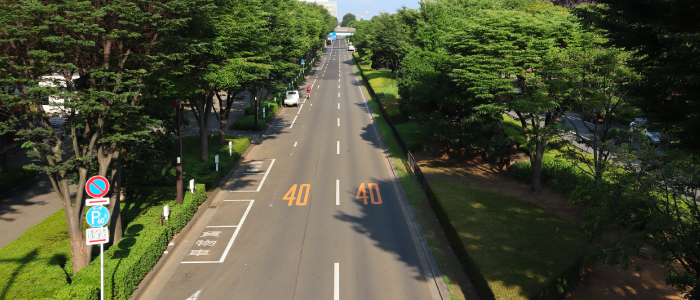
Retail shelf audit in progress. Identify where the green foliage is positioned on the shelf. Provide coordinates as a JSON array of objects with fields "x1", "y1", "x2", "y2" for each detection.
[
  {"x1": 231, "y1": 115, "x2": 266, "y2": 131},
  {"x1": 571, "y1": 149, "x2": 700, "y2": 298},
  {"x1": 0, "y1": 166, "x2": 36, "y2": 195},
  {"x1": 340, "y1": 13, "x2": 356, "y2": 27},
  {"x1": 511, "y1": 157, "x2": 592, "y2": 195},
  {"x1": 56, "y1": 184, "x2": 208, "y2": 300},
  {"x1": 181, "y1": 135, "x2": 250, "y2": 191},
  {"x1": 429, "y1": 182, "x2": 585, "y2": 300},
  {"x1": 575, "y1": 1, "x2": 700, "y2": 153},
  {"x1": 0, "y1": 211, "x2": 72, "y2": 299}
]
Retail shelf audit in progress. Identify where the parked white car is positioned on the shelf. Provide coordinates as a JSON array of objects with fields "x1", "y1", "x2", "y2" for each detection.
[
  {"x1": 630, "y1": 118, "x2": 662, "y2": 144},
  {"x1": 284, "y1": 90, "x2": 300, "y2": 107}
]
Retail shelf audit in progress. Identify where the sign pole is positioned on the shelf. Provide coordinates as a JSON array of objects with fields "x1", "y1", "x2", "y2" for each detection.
[{"x1": 100, "y1": 243, "x2": 104, "y2": 300}]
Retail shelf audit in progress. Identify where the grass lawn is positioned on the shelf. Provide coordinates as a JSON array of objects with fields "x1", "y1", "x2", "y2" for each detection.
[
  {"x1": 431, "y1": 182, "x2": 585, "y2": 300},
  {"x1": 354, "y1": 53, "x2": 406, "y2": 124}
]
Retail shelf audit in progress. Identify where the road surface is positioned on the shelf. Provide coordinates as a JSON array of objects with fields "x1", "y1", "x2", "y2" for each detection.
[{"x1": 136, "y1": 37, "x2": 445, "y2": 300}]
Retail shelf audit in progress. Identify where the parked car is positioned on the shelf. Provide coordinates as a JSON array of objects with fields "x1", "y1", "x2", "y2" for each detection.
[
  {"x1": 284, "y1": 90, "x2": 300, "y2": 107},
  {"x1": 630, "y1": 118, "x2": 662, "y2": 144},
  {"x1": 348, "y1": 45, "x2": 355, "y2": 52},
  {"x1": 582, "y1": 109, "x2": 604, "y2": 124}
]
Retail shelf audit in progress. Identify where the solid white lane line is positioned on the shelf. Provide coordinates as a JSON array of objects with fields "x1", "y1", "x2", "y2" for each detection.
[
  {"x1": 336, "y1": 180, "x2": 339, "y2": 206},
  {"x1": 218, "y1": 200, "x2": 254, "y2": 262},
  {"x1": 294, "y1": 142, "x2": 297, "y2": 147},
  {"x1": 334, "y1": 263, "x2": 340, "y2": 300},
  {"x1": 337, "y1": 118, "x2": 339, "y2": 127},
  {"x1": 298, "y1": 104, "x2": 304, "y2": 114},
  {"x1": 290, "y1": 115, "x2": 298, "y2": 128},
  {"x1": 205, "y1": 225, "x2": 238, "y2": 228},
  {"x1": 337, "y1": 141, "x2": 340, "y2": 155}
]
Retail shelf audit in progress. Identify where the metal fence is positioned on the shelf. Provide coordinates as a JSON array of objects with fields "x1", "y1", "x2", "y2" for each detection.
[{"x1": 354, "y1": 57, "x2": 431, "y2": 193}]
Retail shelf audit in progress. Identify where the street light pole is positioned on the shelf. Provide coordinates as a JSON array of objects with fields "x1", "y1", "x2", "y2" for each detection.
[{"x1": 175, "y1": 99, "x2": 183, "y2": 205}]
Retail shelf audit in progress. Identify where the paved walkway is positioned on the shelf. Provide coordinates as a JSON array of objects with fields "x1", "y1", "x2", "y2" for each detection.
[{"x1": 0, "y1": 92, "x2": 262, "y2": 249}]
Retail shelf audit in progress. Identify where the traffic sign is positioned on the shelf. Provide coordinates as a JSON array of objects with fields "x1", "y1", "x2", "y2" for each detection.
[
  {"x1": 86, "y1": 227, "x2": 109, "y2": 245},
  {"x1": 86, "y1": 197, "x2": 110, "y2": 207},
  {"x1": 86, "y1": 206, "x2": 110, "y2": 228},
  {"x1": 86, "y1": 175, "x2": 110, "y2": 198}
]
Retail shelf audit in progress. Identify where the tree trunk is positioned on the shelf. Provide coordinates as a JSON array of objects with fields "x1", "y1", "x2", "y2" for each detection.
[
  {"x1": 530, "y1": 141, "x2": 546, "y2": 194},
  {"x1": 108, "y1": 150, "x2": 124, "y2": 243},
  {"x1": 219, "y1": 120, "x2": 227, "y2": 144},
  {"x1": 199, "y1": 122, "x2": 208, "y2": 162}
]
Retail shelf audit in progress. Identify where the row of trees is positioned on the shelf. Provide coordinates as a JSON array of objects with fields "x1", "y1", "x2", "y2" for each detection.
[
  {"x1": 353, "y1": 0, "x2": 700, "y2": 297},
  {"x1": 0, "y1": 0, "x2": 335, "y2": 274}
]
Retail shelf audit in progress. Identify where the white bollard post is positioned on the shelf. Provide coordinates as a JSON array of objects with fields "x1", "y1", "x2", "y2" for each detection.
[
  {"x1": 229, "y1": 141, "x2": 232, "y2": 156},
  {"x1": 163, "y1": 205, "x2": 170, "y2": 220},
  {"x1": 268, "y1": 102, "x2": 270, "y2": 108},
  {"x1": 215, "y1": 155, "x2": 219, "y2": 172},
  {"x1": 189, "y1": 179, "x2": 195, "y2": 193},
  {"x1": 263, "y1": 107, "x2": 266, "y2": 119}
]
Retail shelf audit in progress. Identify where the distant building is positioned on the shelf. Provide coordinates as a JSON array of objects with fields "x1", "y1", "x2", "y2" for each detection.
[
  {"x1": 299, "y1": 0, "x2": 337, "y2": 19},
  {"x1": 546, "y1": 0, "x2": 595, "y2": 7}
]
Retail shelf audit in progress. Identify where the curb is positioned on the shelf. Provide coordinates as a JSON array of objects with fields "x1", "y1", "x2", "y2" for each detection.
[
  {"x1": 131, "y1": 53, "x2": 322, "y2": 300},
  {"x1": 130, "y1": 137, "x2": 258, "y2": 300},
  {"x1": 353, "y1": 57, "x2": 451, "y2": 299}
]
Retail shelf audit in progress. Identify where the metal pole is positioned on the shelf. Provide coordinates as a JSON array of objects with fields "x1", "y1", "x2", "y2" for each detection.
[{"x1": 100, "y1": 243, "x2": 104, "y2": 300}]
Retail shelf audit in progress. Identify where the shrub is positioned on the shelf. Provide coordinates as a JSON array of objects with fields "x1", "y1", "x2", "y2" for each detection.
[
  {"x1": 231, "y1": 115, "x2": 265, "y2": 131},
  {"x1": 181, "y1": 135, "x2": 250, "y2": 190},
  {"x1": 510, "y1": 157, "x2": 593, "y2": 195},
  {"x1": 244, "y1": 106, "x2": 254, "y2": 115},
  {"x1": 0, "y1": 166, "x2": 36, "y2": 194},
  {"x1": 407, "y1": 141, "x2": 427, "y2": 153},
  {"x1": 0, "y1": 211, "x2": 72, "y2": 299},
  {"x1": 56, "y1": 184, "x2": 207, "y2": 300}
]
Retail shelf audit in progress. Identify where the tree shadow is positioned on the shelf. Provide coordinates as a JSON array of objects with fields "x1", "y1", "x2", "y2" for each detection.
[
  {"x1": 334, "y1": 177, "x2": 429, "y2": 283},
  {"x1": 0, "y1": 249, "x2": 39, "y2": 299}
]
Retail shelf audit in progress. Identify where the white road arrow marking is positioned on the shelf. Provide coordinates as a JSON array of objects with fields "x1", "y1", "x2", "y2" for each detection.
[{"x1": 186, "y1": 290, "x2": 202, "y2": 300}]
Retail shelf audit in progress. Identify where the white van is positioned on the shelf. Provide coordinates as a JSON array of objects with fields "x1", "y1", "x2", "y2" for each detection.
[{"x1": 284, "y1": 90, "x2": 300, "y2": 107}]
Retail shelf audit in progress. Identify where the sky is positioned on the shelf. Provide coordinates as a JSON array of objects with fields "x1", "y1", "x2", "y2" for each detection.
[{"x1": 335, "y1": 0, "x2": 421, "y2": 22}]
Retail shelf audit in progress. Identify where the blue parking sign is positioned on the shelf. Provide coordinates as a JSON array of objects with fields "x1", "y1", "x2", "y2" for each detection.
[{"x1": 86, "y1": 206, "x2": 110, "y2": 227}]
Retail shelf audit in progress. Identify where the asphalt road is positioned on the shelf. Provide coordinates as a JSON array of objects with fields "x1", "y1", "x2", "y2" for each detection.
[{"x1": 136, "y1": 38, "x2": 444, "y2": 300}]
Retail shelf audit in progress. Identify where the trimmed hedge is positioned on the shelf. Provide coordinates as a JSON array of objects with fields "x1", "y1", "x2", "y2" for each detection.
[
  {"x1": 55, "y1": 184, "x2": 207, "y2": 300},
  {"x1": 0, "y1": 166, "x2": 37, "y2": 195},
  {"x1": 0, "y1": 210, "x2": 72, "y2": 299},
  {"x1": 231, "y1": 115, "x2": 265, "y2": 131}
]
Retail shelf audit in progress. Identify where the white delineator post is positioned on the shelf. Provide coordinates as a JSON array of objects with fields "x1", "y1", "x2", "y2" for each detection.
[
  {"x1": 263, "y1": 107, "x2": 266, "y2": 119},
  {"x1": 215, "y1": 155, "x2": 219, "y2": 172},
  {"x1": 228, "y1": 141, "x2": 232, "y2": 156},
  {"x1": 190, "y1": 179, "x2": 195, "y2": 193}
]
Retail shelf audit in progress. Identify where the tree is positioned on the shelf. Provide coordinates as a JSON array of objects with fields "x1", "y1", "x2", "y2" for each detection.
[
  {"x1": 555, "y1": 32, "x2": 638, "y2": 185},
  {"x1": 340, "y1": 13, "x2": 356, "y2": 27},
  {"x1": 576, "y1": 1, "x2": 700, "y2": 153},
  {"x1": 0, "y1": 0, "x2": 183, "y2": 273},
  {"x1": 352, "y1": 12, "x2": 413, "y2": 72},
  {"x1": 572, "y1": 146, "x2": 700, "y2": 299},
  {"x1": 447, "y1": 5, "x2": 577, "y2": 193}
]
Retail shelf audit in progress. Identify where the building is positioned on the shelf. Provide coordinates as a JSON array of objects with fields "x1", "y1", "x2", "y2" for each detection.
[{"x1": 299, "y1": 0, "x2": 337, "y2": 19}]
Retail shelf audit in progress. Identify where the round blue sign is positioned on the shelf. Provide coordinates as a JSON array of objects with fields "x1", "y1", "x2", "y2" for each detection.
[{"x1": 86, "y1": 206, "x2": 110, "y2": 227}]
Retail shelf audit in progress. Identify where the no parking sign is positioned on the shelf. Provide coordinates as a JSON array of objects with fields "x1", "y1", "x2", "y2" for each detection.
[{"x1": 86, "y1": 176, "x2": 110, "y2": 198}]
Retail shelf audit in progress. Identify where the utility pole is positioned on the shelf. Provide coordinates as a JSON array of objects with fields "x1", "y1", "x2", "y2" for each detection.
[{"x1": 175, "y1": 99, "x2": 183, "y2": 204}]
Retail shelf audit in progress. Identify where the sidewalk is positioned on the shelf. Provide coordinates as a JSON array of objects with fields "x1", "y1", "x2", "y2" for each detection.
[{"x1": 0, "y1": 91, "x2": 261, "y2": 249}]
